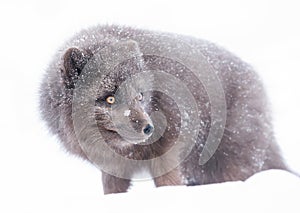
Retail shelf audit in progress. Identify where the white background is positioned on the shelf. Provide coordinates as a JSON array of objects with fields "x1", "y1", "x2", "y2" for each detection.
[{"x1": 0, "y1": 0, "x2": 299, "y2": 212}]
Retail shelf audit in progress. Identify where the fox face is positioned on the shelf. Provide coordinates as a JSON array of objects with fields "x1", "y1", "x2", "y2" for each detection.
[
  {"x1": 94, "y1": 89, "x2": 154, "y2": 144},
  {"x1": 61, "y1": 41, "x2": 156, "y2": 150}
]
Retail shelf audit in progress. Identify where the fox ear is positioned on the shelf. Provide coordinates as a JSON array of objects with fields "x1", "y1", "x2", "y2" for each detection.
[{"x1": 62, "y1": 47, "x2": 92, "y2": 88}]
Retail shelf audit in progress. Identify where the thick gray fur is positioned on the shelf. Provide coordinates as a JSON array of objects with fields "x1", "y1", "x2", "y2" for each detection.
[{"x1": 39, "y1": 25, "x2": 289, "y2": 194}]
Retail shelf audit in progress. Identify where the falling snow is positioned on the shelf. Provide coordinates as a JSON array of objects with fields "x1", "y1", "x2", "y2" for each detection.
[{"x1": 124, "y1": 109, "x2": 131, "y2": 117}]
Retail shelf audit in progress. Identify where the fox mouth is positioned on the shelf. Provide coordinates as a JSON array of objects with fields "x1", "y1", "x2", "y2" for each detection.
[{"x1": 104, "y1": 127, "x2": 152, "y2": 144}]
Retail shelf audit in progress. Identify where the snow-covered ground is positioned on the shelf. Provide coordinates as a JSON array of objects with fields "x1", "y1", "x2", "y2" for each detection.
[{"x1": 0, "y1": 0, "x2": 299, "y2": 212}]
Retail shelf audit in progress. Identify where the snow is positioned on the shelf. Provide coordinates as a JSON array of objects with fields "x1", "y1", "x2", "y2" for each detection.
[
  {"x1": 124, "y1": 109, "x2": 131, "y2": 117},
  {"x1": 105, "y1": 170, "x2": 300, "y2": 213},
  {"x1": 4, "y1": 170, "x2": 300, "y2": 213},
  {"x1": 0, "y1": 0, "x2": 300, "y2": 212}
]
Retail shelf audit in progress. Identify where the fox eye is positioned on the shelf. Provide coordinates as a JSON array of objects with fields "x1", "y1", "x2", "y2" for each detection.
[
  {"x1": 137, "y1": 92, "x2": 143, "y2": 101},
  {"x1": 106, "y1": 96, "x2": 115, "y2": 104}
]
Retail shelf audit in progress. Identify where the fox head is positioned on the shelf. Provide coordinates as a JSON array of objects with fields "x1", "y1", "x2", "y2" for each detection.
[{"x1": 61, "y1": 41, "x2": 155, "y2": 148}]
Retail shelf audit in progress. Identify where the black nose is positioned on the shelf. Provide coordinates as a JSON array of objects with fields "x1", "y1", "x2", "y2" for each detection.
[{"x1": 143, "y1": 124, "x2": 154, "y2": 135}]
